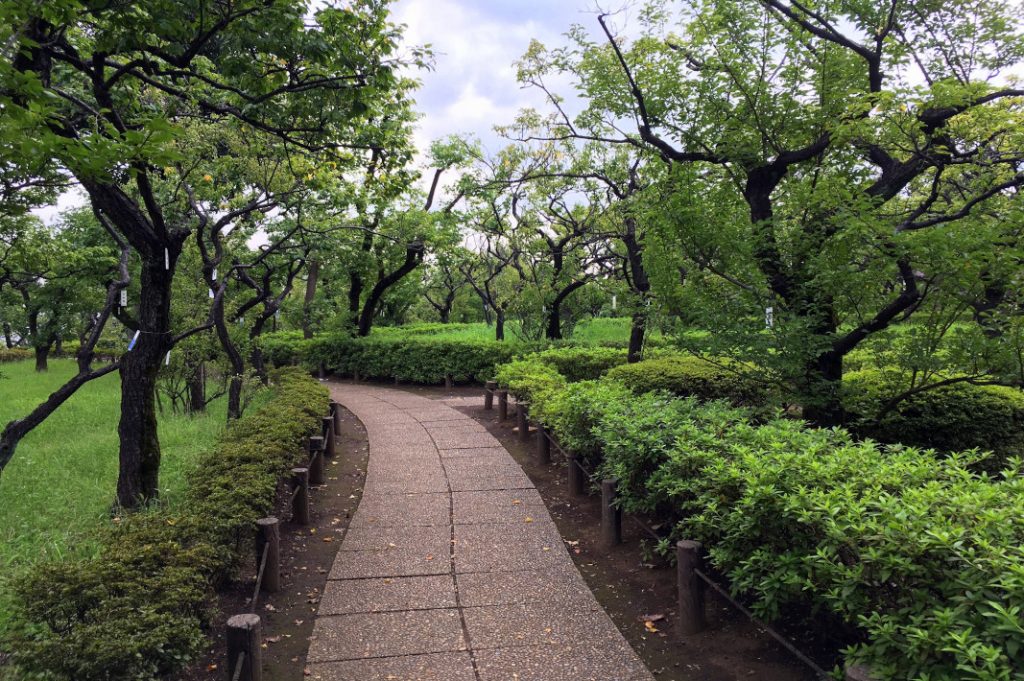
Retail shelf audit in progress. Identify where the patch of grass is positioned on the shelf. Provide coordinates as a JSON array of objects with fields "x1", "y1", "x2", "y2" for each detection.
[
  {"x1": 0, "y1": 359, "x2": 227, "y2": 629},
  {"x1": 372, "y1": 317, "x2": 659, "y2": 345}
]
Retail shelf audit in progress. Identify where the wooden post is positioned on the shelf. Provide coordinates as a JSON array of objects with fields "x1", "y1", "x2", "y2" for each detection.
[
  {"x1": 601, "y1": 479, "x2": 622, "y2": 547},
  {"x1": 226, "y1": 613, "x2": 262, "y2": 681},
  {"x1": 322, "y1": 417, "x2": 336, "y2": 458},
  {"x1": 291, "y1": 467, "x2": 310, "y2": 525},
  {"x1": 331, "y1": 401, "x2": 342, "y2": 435},
  {"x1": 845, "y1": 665, "x2": 877, "y2": 681},
  {"x1": 444, "y1": 374, "x2": 454, "y2": 389},
  {"x1": 256, "y1": 517, "x2": 280, "y2": 593},
  {"x1": 308, "y1": 436, "x2": 325, "y2": 485},
  {"x1": 567, "y1": 452, "x2": 585, "y2": 497},
  {"x1": 516, "y1": 402, "x2": 529, "y2": 441},
  {"x1": 484, "y1": 381, "x2": 497, "y2": 410},
  {"x1": 353, "y1": 369, "x2": 361, "y2": 382},
  {"x1": 536, "y1": 425, "x2": 551, "y2": 464},
  {"x1": 497, "y1": 389, "x2": 508, "y2": 421},
  {"x1": 676, "y1": 540, "x2": 706, "y2": 635}
]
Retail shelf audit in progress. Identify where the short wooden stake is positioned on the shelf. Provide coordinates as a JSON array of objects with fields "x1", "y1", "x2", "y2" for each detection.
[
  {"x1": 444, "y1": 374, "x2": 454, "y2": 389},
  {"x1": 256, "y1": 517, "x2": 280, "y2": 593},
  {"x1": 497, "y1": 389, "x2": 509, "y2": 421},
  {"x1": 308, "y1": 436, "x2": 325, "y2": 485},
  {"x1": 845, "y1": 665, "x2": 878, "y2": 681},
  {"x1": 516, "y1": 402, "x2": 529, "y2": 441},
  {"x1": 484, "y1": 380, "x2": 497, "y2": 410},
  {"x1": 353, "y1": 369, "x2": 361, "y2": 382},
  {"x1": 322, "y1": 417, "x2": 336, "y2": 458},
  {"x1": 536, "y1": 425, "x2": 551, "y2": 464},
  {"x1": 567, "y1": 452, "x2": 585, "y2": 497},
  {"x1": 291, "y1": 467, "x2": 310, "y2": 525},
  {"x1": 676, "y1": 540, "x2": 706, "y2": 635},
  {"x1": 331, "y1": 401, "x2": 342, "y2": 435},
  {"x1": 601, "y1": 479, "x2": 622, "y2": 547},
  {"x1": 226, "y1": 613, "x2": 262, "y2": 681}
]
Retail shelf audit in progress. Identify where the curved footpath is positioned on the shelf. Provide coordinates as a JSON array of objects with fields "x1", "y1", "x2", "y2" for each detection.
[{"x1": 308, "y1": 383, "x2": 653, "y2": 681}]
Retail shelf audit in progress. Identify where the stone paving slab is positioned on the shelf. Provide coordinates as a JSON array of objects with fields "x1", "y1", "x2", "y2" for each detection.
[
  {"x1": 308, "y1": 609, "x2": 466, "y2": 662},
  {"x1": 312, "y1": 383, "x2": 654, "y2": 681},
  {"x1": 307, "y1": 652, "x2": 477, "y2": 681},
  {"x1": 320, "y1": 575, "x2": 457, "y2": 615}
]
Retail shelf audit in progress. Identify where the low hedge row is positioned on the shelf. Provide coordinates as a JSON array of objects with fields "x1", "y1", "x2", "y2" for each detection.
[
  {"x1": 4, "y1": 367, "x2": 328, "y2": 680},
  {"x1": 0, "y1": 347, "x2": 32, "y2": 363},
  {"x1": 843, "y1": 370, "x2": 1024, "y2": 471},
  {"x1": 507, "y1": 364, "x2": 1023, "y2": 679}
]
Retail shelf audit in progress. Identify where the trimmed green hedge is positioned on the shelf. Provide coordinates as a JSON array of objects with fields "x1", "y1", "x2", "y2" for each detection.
[
  {"x1": 843, "y1": 370, "x2": 1024, "y2": 471},
  {"x1": 606, "y1": 355, "x2": 778, "y2": 413},
  {"x1": 527, "y1": 346, "x2": 629, "y2": 382},
  {"x1": 261, "y1": 331, "x2": 546, "y2": 384},
  {"x1": 0, "y1": 347, "x2": 32, "y2": 363},
  {"x1": 509, "y1": 367, "x2": 1024, "y2": 679},
  {"x1": 4, "y1": 367, "x2": 328, "y2": 680}
]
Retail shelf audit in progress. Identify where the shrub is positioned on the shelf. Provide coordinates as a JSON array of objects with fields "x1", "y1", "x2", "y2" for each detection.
[
  {"x1": 528, "y1": 346, "x2": 629, "y2": 381},
  {"x1": 0, "y1": 347, "x2": 32, "y2": 363},
  {"x1": 606, "y1": 355, "x2": 777, "y2": 412},
  {"x1": 579, "y1": 386, "x2": 1022, "y2": 680},
  {"x1": 843, "y1": 370, "x2": 1024, "y2": 471},
  {"x1": 495, "y1": 359, "x2": 566, "y2": 406},
  {"x1": 5, "y1": 367, "x2": 328, "y2": 680}
]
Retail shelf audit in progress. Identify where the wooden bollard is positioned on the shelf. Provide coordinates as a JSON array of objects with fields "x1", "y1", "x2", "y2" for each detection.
[
  {"x1": 567, "y1": 452, "x2": 585, "y2": 497},
  {"x1": 308, "y1": 436, "x2": 325, "y2": 485},
  {"x1": 484, "y1": 381, "x2": 497, "y2": 410},
  {"x1": 291, "y1": 467, "x2": 310, "y2": 525},
  {"x1": 353, "y1": 369, "x2": 361, "y2": 382},
  {"x1": 444, "y1": 374, "x2": 454, "y2": 389},
  {"x1": 845, "y1": 665, "x2": 878, "y2": 681},
  {"x1": 322, "y1": 417, "x2": 336, "y2": 458},
  {"x1": 226, "y1": 613, "x2": 262, "y2": 681},
  {"x1": 516, "y1": 402, "x2": 530, "y2": 441},
  {"x1": 497, "y1": 389, "x2": 509, "y2": 421},
  {"x1": 601, "y1": 479, "x2": 622, "y2": 547},
  {"x1": 676, "y1": 540, "x2": 706, "y2": 635},
  {"x1": 536, "y1": 425, "x2": 551, "y2": 464},
  {"x1": 255, "y1": 517, "x2": 280, "y2": 593},
  {"x1": 331, "y1": 401, "x2": 342, "y2": 435}
]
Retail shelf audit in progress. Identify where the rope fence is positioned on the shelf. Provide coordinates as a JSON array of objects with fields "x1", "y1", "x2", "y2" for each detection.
[
  {"x1": 223, "y1": 401, "x2": 340, "y2": 681},
  {"x1": 490, "y1": 389, "x2": 840, "y2": 681}
]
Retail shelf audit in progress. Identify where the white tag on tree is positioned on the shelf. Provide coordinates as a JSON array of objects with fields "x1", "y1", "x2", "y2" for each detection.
[
  {"x1": 165, "y1": 351, "x2": 171, "y2": 366},
  {"x1": 765, "y1": 306, "x2": 774, "y2": 329},
  {"x1": 209, "y1": 288, "x2": 215, "y2": 299},
  {"x1": 164, "y1": 248, "x2": 169, "y2": 270},
  {"x1": 212, "y1": 267, "x2": 217, "y2": 281},
  {"x1": 120, "y1": 290, "x2": 127, "y2": 307}
]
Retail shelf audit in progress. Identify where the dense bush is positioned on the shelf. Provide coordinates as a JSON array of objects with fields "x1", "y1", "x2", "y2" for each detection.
[
  {"x1": 261, "y1": 331, "x2": 545, "y2": 384},
  {"x1": 606, "y1": 355, "x2": 778, "y2": 412},
  {"x1": 494, "y1": 359, "x2": 566, "y2": 405},
  {"x1": 515, "y1": 369, "x2": 1024, "y2": 679},
  {"x1": 0, "y1": 347, "x2": 32, "y2": 363},
  {"x1": 527, "y1": 346, "x2": 629, "y2": 381},
  {"x1": 843, "y1": 370, "x2": 1024, "y2": 471},
  {"x1": 5, "y1": 367, "x2": 328, "y2": 680}
]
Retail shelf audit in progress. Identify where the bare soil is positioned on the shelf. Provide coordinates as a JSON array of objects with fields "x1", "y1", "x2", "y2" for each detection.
[{"x1": 174, "y1": 403, "x2": 369, "y2": 681}]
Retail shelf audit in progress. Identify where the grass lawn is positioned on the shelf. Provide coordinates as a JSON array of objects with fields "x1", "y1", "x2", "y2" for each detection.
[
  {"x1": 385, "y1": 317, "x2": 661, "y2": 344},
  {"x1": 0, "y1": 359, "x2": 227, "y2": 628}
]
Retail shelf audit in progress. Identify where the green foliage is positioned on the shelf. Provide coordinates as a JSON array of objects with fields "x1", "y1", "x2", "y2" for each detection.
[
  {"x1": 494, "y1": 360, "x2": 566, "y2": 407},
  {"x1": 527, "y1": 346, "x2": 628, "y2": 381},
  {"x1": 0, "y1": 347, "x2": 31, "y2": 363},
  {"x1": 844, "y1": 370, "x2": 1024, "y2": 472},
  {"x1": 606, "y1": 355, "x2": 777, "y2": 413},
  {"x1": 4, "y1": 367, "x2": 327, "y2": 680}
]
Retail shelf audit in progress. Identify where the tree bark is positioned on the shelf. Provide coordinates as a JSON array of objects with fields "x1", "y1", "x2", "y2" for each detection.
[
  {"x1": 628, "y1": 310, "x2": 647, "y2": 363},
  {"x1": 545, "y1": 280, "x2": 587, "y2": 340},
  {"x1": 357, "y1": 243, "x2": 423, "y2": 337},
  {"x1": 495, "y1": 308, "x2": 505, "y2": 341},
  {"x1": 187, "y1": 362, "x2": 206, "y2": 414},
  {"x1": 302, "y1": 259, "x2": 320, "y2": 339},
  {"x1": 34, "y1": 344, "x2": 50, "y2": 372},
  {"x1": 115, "y1": 257, "x2": 175, "y2": 509},
  {"x1": 2, "y1": 322, "x2": 12, "y2": 348}
]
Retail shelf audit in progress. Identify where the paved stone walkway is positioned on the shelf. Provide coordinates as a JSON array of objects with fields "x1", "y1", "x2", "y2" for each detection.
[{"x1": 308, "y1": 383, "x2": 653, "y2": 681}]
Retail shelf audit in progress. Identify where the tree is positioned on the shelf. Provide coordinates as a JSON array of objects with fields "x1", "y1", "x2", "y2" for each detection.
[
  {"x1": 1, "y1": 0, "x2": 421, "y2": 506},
  {"x1": 538, "y1": 1, "x2": 1024, "y2": 423}
]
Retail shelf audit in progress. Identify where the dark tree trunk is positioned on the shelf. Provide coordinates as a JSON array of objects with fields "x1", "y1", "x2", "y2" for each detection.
[
  {"x1": 545, "y1": 281, "x2": 587, "y2": 341},
  {"x1": 495, "y1": 309, "x2": 505, "y2": 341},
  {"x1": 348, "y1": 271, "x2": 363, "y2": 325},
  {"x1": 212, "y1": 295, "x2": 245, "y2": 421},
  {"x1": 34, "y1": 344, "x2": 50, "y2": 372},
  {"x1": 802, "y1": 350, "x2": 844, "y2": 426},
  {"x1": 302, "y1": 260, "x2": 320, "y2": 339},
  {"x1": 115, "y1": 257, "x2": 175, "y2": 509},
  {"x1": 628, "y1": 311, "x2": 646, "y2": 363},
  {"x1": 357, "y1": 243, "x2": 423, "y2": 337},
  {"x1": 187, "y1": 362, "x2": 206, "y2": 414},
  {"x1": 2, "y1": 322, "x2": 12, "y2": 348},
  {"x1": 54, "y1": 335, "x2": 63, "y2": 356}
]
